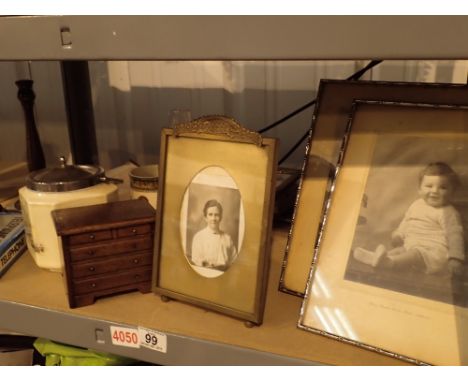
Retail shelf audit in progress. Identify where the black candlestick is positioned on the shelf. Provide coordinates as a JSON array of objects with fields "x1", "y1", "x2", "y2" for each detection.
[{"x1": 16, "y1": 79, "x2": 46, "y2": 172}]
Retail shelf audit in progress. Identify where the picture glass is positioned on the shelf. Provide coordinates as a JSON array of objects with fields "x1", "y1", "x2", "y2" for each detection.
[
  {"x1": 345, "y1": 134, "x2": 468, "y2": 305},
  {"x1": 300, "y1": 101, "x2": 468, "y2": 365}
]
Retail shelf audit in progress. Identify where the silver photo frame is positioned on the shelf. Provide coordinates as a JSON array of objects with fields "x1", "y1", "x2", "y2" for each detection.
[{"x1": 299, "y1": 101, "x2": 468, "y2": 365}]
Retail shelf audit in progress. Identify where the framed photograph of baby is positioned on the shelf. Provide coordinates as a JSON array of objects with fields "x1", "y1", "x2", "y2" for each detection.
[
  {"x1": 280, "y1": 79, "x2": 468, "y2": 298},
  {"x1": 152, "y1": 115, "x2": 278, "y2": 326},
  {"x1": 299, "y1": 100, "x2": 468, "y2": 365}
]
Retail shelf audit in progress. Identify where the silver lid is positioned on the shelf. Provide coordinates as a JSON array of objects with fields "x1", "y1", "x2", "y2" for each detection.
[{"x1": 26, "y1": 157, "x2": 106, "y2": 192}]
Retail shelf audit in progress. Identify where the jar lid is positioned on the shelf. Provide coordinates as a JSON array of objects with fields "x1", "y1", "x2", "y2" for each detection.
[{"x1": 26, "y1": 157, "x2": 105, "y2": 192}]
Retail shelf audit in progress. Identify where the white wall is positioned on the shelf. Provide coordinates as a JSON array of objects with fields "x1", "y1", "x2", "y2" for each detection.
[{"x1": 0, "y1": 60, "x2": 466, "y2": 170}]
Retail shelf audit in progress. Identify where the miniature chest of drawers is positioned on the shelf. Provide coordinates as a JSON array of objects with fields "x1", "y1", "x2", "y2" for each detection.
[{"x1": 52, "y1": 198, "x2": 156, "y2": 308}]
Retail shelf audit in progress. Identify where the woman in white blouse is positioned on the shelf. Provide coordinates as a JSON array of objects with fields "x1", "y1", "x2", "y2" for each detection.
[{"x1": 191, "y1": 199, "x2": 237, "y2": 270}]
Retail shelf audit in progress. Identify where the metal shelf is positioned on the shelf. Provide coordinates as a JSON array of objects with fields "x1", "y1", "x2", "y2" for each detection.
[
  {"x1": 0, "y1": 301, "x2": 313, "y2": 366},
  {"x1": 1, "y1": 16, "x2": 468, "y2": 61}
]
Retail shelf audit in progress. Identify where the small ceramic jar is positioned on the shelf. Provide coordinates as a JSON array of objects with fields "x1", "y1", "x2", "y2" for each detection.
[
  {"x1": 19, "y1": 157, "x2": 120, "y2": 272},
  {"x1": 129, "y1": 165, "x2": 159, "y2": 209}
]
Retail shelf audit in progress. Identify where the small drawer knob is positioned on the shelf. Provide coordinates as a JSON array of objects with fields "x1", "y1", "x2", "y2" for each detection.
[
  {"x1": 133, "y1": 258, "x2": 139, "y2": 264},
  {"x1": 89, "y1": 266, "x2": 95, "y2": 272},
  {"x1": 89, "y1": 234, "x2": 95, "y2": 240},
  {"x1": 132, "y1": 228, "x2": 137, "y2": 234},
  {"x1": 91, "y1": 283, "x2": 97, "y2": 288}
]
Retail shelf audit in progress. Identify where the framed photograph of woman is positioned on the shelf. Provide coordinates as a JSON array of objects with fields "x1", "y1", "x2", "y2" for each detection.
[
  {"x1": 299, "y1": 100, "x2": 468, "y2": 365},
  {"x1": 153, "y1": 116, "x2": 277, "y2": 325}
]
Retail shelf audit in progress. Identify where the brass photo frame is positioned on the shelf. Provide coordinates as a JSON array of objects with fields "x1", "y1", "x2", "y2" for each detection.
[
  {"x1": 152, "y1": 116, "x2": 278, "y2": 325},
  {"x1": 280, "y1": 79, "x2": 468, "y2": 297},
  {"x1": 299, "y1": 101, "x2": 468, "y2": 365}
]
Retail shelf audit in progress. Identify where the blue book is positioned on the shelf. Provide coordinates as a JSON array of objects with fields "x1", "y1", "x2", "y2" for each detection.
[{"x1": 0, "y1": 212, "x2": 26, "y2": 277}]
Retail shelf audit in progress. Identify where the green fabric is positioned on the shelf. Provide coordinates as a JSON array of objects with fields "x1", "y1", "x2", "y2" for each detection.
[{"x1": 33, "y1": 338, "x2": 135, "y2": 366}]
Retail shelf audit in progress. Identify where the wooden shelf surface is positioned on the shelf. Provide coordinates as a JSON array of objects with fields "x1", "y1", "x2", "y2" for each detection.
[{"x1": 0, "y1": 228, "x2": 408, "y2": 365}]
